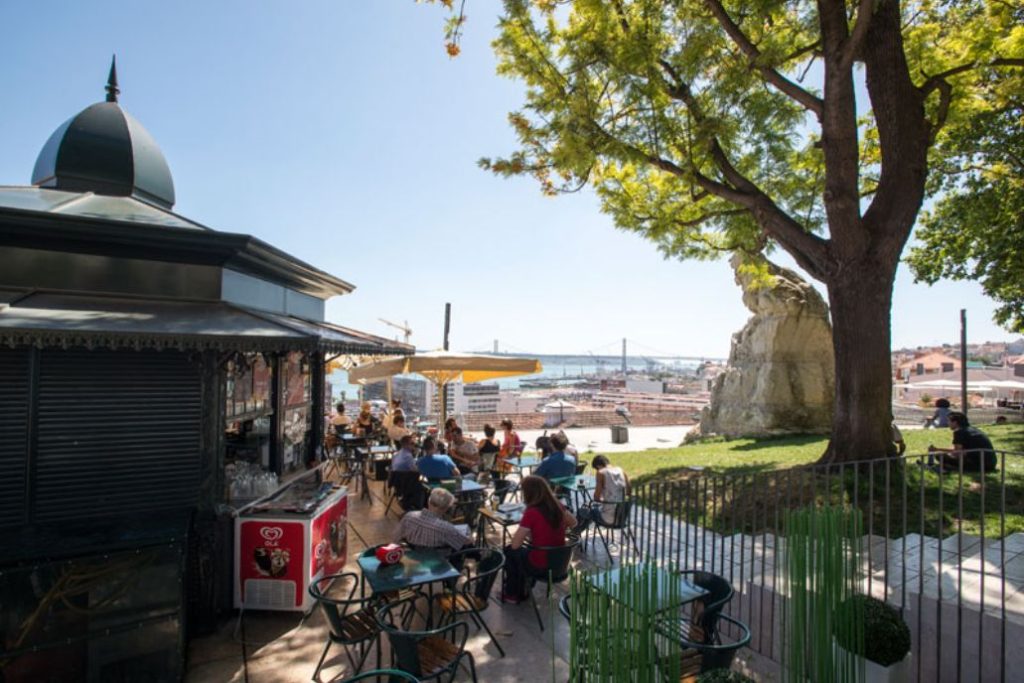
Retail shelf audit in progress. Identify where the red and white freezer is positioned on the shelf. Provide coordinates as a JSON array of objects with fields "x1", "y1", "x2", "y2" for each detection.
[{"x1": 234, "y1": 485, "x2": 348, "y2": 612}]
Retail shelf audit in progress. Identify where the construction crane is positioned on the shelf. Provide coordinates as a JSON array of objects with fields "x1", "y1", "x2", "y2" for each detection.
[{"x1": 378, "y1": 318, "x2": 412, "y2": 344}]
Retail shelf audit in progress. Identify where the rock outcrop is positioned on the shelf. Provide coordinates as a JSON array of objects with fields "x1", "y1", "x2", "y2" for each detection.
[{"x1": 699, "y1": 254, "x2": 834, "y2": 437}]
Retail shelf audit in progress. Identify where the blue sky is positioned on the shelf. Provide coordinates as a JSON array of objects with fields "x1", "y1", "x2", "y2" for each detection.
[{"x1": 0, "y1": 1, "x2": 1014, "y2": 357}]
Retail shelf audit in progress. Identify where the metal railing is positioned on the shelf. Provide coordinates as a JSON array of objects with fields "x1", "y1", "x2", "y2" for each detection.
[{"x1": 611, "y1": 449, "x2": 1022, "y2": 682}]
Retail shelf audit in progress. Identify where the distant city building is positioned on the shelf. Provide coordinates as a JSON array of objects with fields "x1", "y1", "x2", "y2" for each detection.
[
  {"x1": 441, "y1": 382, "x2": 500, "y2": 415},
  {"x1": 894, "y1": 351, "x2": 961, "y2": 380},
  {"x1": 496, "y1": 391, "x2": 547, "y2": 414},
  {"x1": 364, "y1": 377, "x2": 428, "y2": 417}
]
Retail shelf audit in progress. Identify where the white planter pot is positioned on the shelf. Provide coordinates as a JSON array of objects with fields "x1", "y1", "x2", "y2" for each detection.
[
  {"x1": 864, "y1": 651, "x2": 911, "y2": 683},
  {"x1": 835, "y1": 642, "x2": 911, "y2": 683}
]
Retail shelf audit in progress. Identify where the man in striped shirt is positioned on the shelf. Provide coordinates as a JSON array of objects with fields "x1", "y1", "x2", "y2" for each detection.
[{"x1": 396, "y1": 488, "x2": 471, "y2": 553}]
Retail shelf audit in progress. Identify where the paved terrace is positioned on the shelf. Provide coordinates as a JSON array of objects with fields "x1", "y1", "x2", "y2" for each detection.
[{"x1": 185, "y1": 475, "x2": 656, "y2": 682}]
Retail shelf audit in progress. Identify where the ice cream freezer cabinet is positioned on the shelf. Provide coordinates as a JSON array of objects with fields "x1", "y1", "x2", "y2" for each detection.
[{"x1": 233, "y1": 486, "x2": 348, "y2": 611}]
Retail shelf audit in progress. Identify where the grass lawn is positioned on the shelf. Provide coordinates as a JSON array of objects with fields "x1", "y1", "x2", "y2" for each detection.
[{"x1": 592, "y1": 422, "x2": 1024, "y2": 539}]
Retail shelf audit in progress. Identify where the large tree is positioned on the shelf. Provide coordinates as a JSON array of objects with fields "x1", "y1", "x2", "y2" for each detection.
[{"x1": 432, "y1": 0, "x2": 1022, "y2": 462}]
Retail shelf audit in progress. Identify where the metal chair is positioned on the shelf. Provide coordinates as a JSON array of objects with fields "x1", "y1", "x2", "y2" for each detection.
[
  {"x1": 308, "y1": 572, "x2": 382, "y2": 682},
  {"x1": 337, "y1": 670, "x2": 419, "y2": 682},
  {"x1": 677, "y1": 613, "x2": 751, "y2": 678},
  {"x1": 585, "y1": 499, "x2": 639, "y2": 564},
  {"x1": 434, "y1": 547, "x2": 506, "y2": 657},
  {"x1": 656, "y1": 570, "x2": 735, "y2": 648},
  {"x1": 524, "y1": 533, "x2": 581, "y2": 631},
  {"x1": 386, "y1": 471, "x2": 427, "y2": 516},
  {"x1": 375, "y1": 596, "x2": 479, "y2": 683}
]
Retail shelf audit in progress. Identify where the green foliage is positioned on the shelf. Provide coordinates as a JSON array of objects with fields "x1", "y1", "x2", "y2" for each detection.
[
  {"x1": 569, "y1": 563, "x2": 682, "y2": 681},
  {"x1": 834, "y1": 594, "x2": 911, "y2": 667},
  {"x1": 908, "y1": 97, "x2": 1024, "y2": 332},
  {"x1": 783, "y1": 506, "x2": 864, "y2": 683}
]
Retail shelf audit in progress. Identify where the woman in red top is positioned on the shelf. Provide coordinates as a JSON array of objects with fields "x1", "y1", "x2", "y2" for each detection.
[
  {"x1": 496, "y1": 418, "x2": 524, "y2": 474},
  {"x1": 501, "y1": 475, "x2": 576, "y2": 603}
]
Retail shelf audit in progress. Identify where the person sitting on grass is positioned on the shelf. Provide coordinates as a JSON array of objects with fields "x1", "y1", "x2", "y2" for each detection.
[
  {"x1": 396, "y1": 487, "x2": 472, "y2": 556},
  {"x1": 416, "y1": 436, "x2": 460, "y2": 480},
  {"x1": 534, "y1": 431, "x2": 577, "y2": 480},
  {"x1": 928, "y1": 411, "x2": 997, "y2": 473},
  {"x1": 501, "y1": 476, "x2": 576, "y2": 604},
  {"x1": 573, "y1": 454, "x2": 630, "y2": 534}
]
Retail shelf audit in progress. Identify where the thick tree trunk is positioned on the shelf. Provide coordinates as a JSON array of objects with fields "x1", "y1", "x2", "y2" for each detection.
[{"x1": 820, "y1": 263, "x2": 899, "y2": 463}]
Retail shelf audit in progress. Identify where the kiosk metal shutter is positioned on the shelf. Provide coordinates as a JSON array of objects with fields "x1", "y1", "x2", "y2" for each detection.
[
  {"x1": 34, "y1": 349, "x2": 202, "y2": 522},
  {"x1": 0, "y1": 348, "x2": 30, "y2": 525}
]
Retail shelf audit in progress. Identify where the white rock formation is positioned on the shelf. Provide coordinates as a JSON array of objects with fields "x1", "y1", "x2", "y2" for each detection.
[{"x1": 699, "y1": 255, "x2": 834, "y2": 437}]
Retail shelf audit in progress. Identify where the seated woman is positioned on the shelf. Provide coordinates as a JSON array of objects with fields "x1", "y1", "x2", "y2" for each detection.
[
  {"x1": 354, "y1": 402, "x2": 376, "y2": 437},
  {"x1": 330, "y1": 401, "x2": 351, "y2": 434},
  {"x1": 387, "y1": 414, "x2": 412, "y2": 447},
  {"x1": 496, "y1": 418, "x2": 524, "y2": 473},
  {"x1": 574, "y1": 454, "x2": 630, "y2": 533},
  {"x1": 478, "y1": 423, "x2": 501, "y2": 473},
  {"x1": 501, "y1": 475, "x2": 576, "y2": 603}
]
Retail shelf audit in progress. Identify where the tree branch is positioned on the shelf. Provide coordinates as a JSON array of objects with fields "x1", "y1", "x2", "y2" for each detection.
[
  {"x1": 675, "y1": 208, "x2": 747, "y2": 228},
  {"x1": 920, "y1": 57, "x2": 1024, "y2": 94},
  {"x1": 702, "y1": 0, "x2": 824, "y2": 118},
  {"x1": 839, "y1": 0, "x2": 875, "y2": 70}
]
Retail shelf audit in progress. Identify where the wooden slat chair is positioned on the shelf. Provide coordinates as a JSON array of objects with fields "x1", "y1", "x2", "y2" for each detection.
[
  {"x1": 375, "y1": 597, "x2": 479, "y2": 683},
  {"x1": 308, "y1": 572, "x2": 383, "y2": 682},
  {"x1": 434, "y1": 548, "x2": 506, "y2": 657},
  {"x1": 677, "y1": 613, "x2": 751, "y2": 681},
  {"x1": 337, "y1": 669, "x2": 420, "y2": 682}
]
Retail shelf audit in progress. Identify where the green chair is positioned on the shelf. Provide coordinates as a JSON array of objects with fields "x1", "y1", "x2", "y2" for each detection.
[
  {"x1": 523, "y1": 533, "x2": 581, "y2": 631},
  {"x1": 434, "y1": 547, "x2": 506, "y2": 657},
  {"x1": 586, "y1": 499, "x2": 639, "y2": 564},
  {"x1": 375, "y1": 596, "x2": 479, "y2": 683},
  {"x1": 308, "y1": 572, "x2": 382, "y2": 682}
]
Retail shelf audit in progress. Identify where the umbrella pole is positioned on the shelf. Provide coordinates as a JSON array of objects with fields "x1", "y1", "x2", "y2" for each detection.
[{"x1": 439, "y1": 381, "x2": 447, "y2": 432}]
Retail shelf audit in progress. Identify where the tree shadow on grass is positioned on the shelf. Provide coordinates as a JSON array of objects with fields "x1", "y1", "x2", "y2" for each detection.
[
  {"x1": 632, "y1": 460, "x2": 782, "y2": 488},
  {"x1": 727, "y1": 433, "x2": 827, "y2": 452}
]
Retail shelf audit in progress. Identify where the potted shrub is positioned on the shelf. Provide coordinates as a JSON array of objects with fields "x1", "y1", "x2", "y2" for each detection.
[{"x1": 834, "y1": 595, "x2": 912, "y2": 683}]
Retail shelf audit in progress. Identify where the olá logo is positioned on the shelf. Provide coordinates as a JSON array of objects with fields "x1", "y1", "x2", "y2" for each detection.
[{"x1": 260, "y1": 526, "x2": 284, "y2": 546}]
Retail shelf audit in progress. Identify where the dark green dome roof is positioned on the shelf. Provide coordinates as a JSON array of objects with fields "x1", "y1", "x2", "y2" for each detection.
[{"x1": 31, "y1": 60, "x2": 175, "y2": 209}]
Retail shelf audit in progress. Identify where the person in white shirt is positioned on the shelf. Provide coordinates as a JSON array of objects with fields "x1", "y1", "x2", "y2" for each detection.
[
  {"x1": 387, "y1": 414, "x2": 412, "y2": 446},
  {"x1": 573, "y1": 454, "x2": 630, "y2": 532}
]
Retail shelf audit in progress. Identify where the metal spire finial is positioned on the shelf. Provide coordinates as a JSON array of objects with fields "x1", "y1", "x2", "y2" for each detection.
[{"x1": 105, "y1": 55, "x2": 120, "y2": 103}]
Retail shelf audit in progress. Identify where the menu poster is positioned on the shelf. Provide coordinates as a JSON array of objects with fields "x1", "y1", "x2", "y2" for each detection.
[
  {"x1": 252, "y1": 356, "x2": 271, "y2": 402},
  {"x1": 284, "y1": 352, "x2": 308, "y2": 407},
  {"x1": 233, "y1": 363, "x2": 253, "y2": 402}
]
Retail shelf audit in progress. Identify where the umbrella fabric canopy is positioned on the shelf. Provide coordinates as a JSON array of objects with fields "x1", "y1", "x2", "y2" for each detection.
[
  {"x1": 347, "y1": 350, "x2": 542, "y2": 385},
  {"x1": 346, "y1": 350, "x2": 543, "y2": 425}
]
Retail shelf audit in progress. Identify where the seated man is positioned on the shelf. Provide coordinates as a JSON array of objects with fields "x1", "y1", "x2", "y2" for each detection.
[
  {"x1": 928, "y1": 411, "x2": 998, "y2": 472},
  {"x1": 391, "y1": 434, "x2": 418, "y2": 472},
  {"x1": 387, "y1": 414, "x2": 412, "y2": 446},
  {"x1": 534, "y1": 431, "x2": 577, "y2": 480},
  {"x1": 396, "y1": 488, "x2": 472, "y2": 555},
  {"x1": 574, "y1": 454, "x2": 630, "y2": 532},
  {"x1": 416, "y1": 436, "x2": 461, "y2": 480},
  {"x1": 449, "y1": 427, "x2": 481, "y2": 478}
]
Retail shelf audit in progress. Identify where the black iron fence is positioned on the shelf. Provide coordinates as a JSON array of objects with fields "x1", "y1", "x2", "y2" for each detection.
[{"x1": 610, "y1": 449, "x2": 1023, "y2": 682}]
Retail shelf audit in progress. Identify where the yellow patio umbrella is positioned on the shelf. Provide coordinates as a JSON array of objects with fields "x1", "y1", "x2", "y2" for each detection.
[{"x1": 346, "y1": 350, "x2": 543, "y2": 426}]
